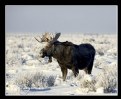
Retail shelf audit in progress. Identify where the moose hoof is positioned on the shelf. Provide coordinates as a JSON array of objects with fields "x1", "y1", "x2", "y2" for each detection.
[{"x1": 49, "y1": 59, "x2": 52, "y2": 63}]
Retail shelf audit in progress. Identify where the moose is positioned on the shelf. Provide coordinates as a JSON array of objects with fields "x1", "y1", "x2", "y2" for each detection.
[{"x1": 35, "y1": 33, "x2": 96, "y2": 81}]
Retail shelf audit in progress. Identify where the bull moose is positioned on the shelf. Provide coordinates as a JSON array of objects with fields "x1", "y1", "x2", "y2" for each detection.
[{"x1": 35, "y1": 33, "x2": 96, "y2": 81}]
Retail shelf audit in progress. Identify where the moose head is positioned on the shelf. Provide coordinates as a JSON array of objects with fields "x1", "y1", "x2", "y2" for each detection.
[{"x1": 35, "y1": 33, "x2": 61, "y2": 63}]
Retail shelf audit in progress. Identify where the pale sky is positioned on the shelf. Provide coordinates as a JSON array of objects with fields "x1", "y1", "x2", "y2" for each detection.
[{"x1": 5, "y1": 5, "x2": 117, "y2": 34}]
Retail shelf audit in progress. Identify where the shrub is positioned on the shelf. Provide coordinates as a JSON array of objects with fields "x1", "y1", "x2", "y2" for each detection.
[
  {"x1": 95, "y1": 64, "x2": 117, "y2": 93},
  {"x1": 79, "y1": 63, "x2": 117, "y2": 93},
  {"x1": 18, "y1": 44, "x2": 24, "y2": 48},
  {"x1": 80, "y1": 75, "x2": 97, "y2": 92},
  {"x1": 16, "y1": 72, "x2": 56, "y2": 89}
]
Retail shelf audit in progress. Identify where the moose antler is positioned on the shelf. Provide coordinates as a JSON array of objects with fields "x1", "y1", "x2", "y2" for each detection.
[
  {"x1": 35, "y1": 32, "x2": 58, "y2": 43},
  {"x1": 51, "y1": 33, "x2": 54, "y2": 39},
  {"x1": 34, "y1": 37, "x2": 41, "y2": 43}
]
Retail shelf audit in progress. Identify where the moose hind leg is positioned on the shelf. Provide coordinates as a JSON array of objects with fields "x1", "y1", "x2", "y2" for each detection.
[
  {"x1": 72, "y1": 66, "x2": 79, "y2": 77},
  {"x1": 84, "y1": 67, "x2": 88, "y2": 74},
  {"x1": 87, "y1": 60, "x2": 94, "y2": 74},
  {"x1": 60, "y1": 67, "x2": 67, "y2": 81}
]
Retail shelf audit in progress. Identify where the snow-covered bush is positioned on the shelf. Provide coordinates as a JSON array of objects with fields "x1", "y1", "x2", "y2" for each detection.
[
  {"x1": 80, "y1": 75, "x2": 96, "y2": 92},
  {"x1": 95, "y1": 63, "x2": 117, "y2": 93},
  {"x1": 16, "y1": 72, "x2": 56, "y2": 89},
  {"x1": 79, "y1": 62, "x2": 117, "y2": 93}
]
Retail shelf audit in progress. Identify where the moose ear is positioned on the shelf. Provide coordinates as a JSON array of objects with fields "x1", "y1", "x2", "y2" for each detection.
[
  {"x1": 54, "y1": 33, "x2": 61, "y2": 40},
  {"x1": 50, "y1": 33, "x2": 61, "y2": 44}
]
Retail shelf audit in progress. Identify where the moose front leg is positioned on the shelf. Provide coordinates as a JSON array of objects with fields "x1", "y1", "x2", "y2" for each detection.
[
  {"x1": 48, "y1": 56, "x2": 52, "y2": 63},
  {"x1": 60, "y1": 66, "x2": 67, "y2": 81}
]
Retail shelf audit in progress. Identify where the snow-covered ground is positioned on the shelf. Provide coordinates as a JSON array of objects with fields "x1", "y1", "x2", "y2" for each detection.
[{"x1": 5, "y1": 33, "x2": 118, "y2": 96}]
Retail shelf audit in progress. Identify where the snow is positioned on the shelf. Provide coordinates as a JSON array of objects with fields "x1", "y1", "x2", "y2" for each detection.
[{"x1": 5, "y1": 33, "x2": 118, "y2": 96}]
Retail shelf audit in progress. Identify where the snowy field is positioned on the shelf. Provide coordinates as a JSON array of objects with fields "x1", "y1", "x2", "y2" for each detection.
[{"x1": 5, "y1": 33, "x2": 118, "y2": 96}]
